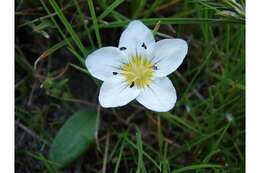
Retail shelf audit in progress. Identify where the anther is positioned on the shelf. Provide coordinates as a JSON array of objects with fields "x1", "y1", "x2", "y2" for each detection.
[
  {"x1": 112, "y1": 72, "x2": 118, "y2": 75},
  {"x1": 120, "y1": 47, "x2": 127, "y2": 50},
  {"x1": 141, "y1": 43, "x2": 147, "y2": 49},
  {"x1": 130, "y1": 82, "x2": 135, "y2": 88},
  {"x1": 153, "y1": 65, "x2": 158, "y2": 70}
]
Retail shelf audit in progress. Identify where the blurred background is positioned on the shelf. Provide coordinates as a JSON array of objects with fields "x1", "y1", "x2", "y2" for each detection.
[{"x1": 15, "y1": 0, "x2": 245, "y2": 172}]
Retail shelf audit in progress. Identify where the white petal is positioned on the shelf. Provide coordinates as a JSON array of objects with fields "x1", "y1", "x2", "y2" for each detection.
[
  {"x1": 153, "y1": 39, "x2": 188, "y2": 77},
  {"x1": 85, "y1": 47, "x2": 125, "y2": 81},
  {"x1": 99, "y1": 76, "x2": 140, "y2": 108},
  {"x1": 119, "y1": 20, "x2": 155, "y2": 60},
  {"x1": 136, "y1": 77, "x2": 177, "y2": 112}
]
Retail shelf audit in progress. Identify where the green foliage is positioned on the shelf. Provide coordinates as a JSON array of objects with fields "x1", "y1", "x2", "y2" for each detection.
[
  {"x1": 98, "y1": 0, "x2": 125, "y2": 20},
  {"x1": 87, "y1": 0, "x2": 102, "y2": 48},
  {"x1": 49, "y1": 109, "x2": 98, "y2": 168},
  {"x1": 15, "y1": 0, "x2": 245, "y2": 172},
  {"x1": 42, "y1": 78, "x2": 72, "y2": 99},
  {"x1": 48, "y1": 0, "x2": 87, "y2": 55}
]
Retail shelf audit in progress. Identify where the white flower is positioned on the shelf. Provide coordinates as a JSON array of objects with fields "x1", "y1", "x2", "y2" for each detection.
[{"x1": 85, "y1": 20, "x2": 188, "y2": 112}]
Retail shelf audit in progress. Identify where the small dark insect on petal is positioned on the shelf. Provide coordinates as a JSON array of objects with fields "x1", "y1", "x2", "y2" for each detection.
[
  {"x1": 120, "y1": 47, "x2": 127, "y2": 50},
  {"x1": 141, "y1": 43, "x2": 147, "y2": 49},
  {"x1": 113, "y1": 72, "x2": 118, "y2": 75},
  {"x1": 153, "y1": 65, "x2": 158, "y2": 70},
  {"x1": 130, "y1": 82, "x2": 135, "y2": 88}
]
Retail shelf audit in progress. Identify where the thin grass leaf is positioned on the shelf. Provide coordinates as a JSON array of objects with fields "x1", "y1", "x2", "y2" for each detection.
[
  {"x1": 87, "y1": 0, "x2": 102, "y2": 48},
  {"x1": 170, "y1": 125, "x2": 228, "y2": 159},
  {"x1": 107, "y1": 135, "x2": 124, "y2": 162},
  {"x1": 124, "y1": 136, "x2": 161, "y2": 171},
  {"x1": 132, "y1": 0, "x2": 147, "y2": 18},
  {"x1": 70, "y1": 64, "x2": 89, "y2": 75},
  {"x1": 214, "y1": 123, "x2": 231, "y2": 148},
  {"x1": 184, "y1": 51, "x2": 212, "y2": 94},
  {"x1": 70, "y1": 64, "x2": 101, "y2": 87},
  {"x1": 203, "y1": 149, "x2": 221, "y2": 163},
  {"x1": 48, "y1": 0, "x2": 86, "y2": 55},
  {"x1": 96, "y1": 0, "x2": 128, "y2": 21},
  {"x1": 136, "y1": 129, "x2": 147, "y2": 173},
  {"x1": 208, "y1": 72, "x2": 245, "y2": 90},
  {"x1": 98, "y1": 0, "x2": 125, "y2": 20},
  {"x1": 114, "y1": 140, "x2": 125, "y2": 173},
  {"x1": 172, "y1": 164, "x2": 223, "y2": 173},
  {"x1": 39, "y1": 0, "x2": 75, "y2": 52},
  {"x1": 15, "y1": 48, "x2": 33, "y2": 74},
  {"x1": 72, "y1": 0, "x2": 95, "y2": 49},
  {"x1": 143, "y1": 0, "x2": 162, "y2": 17},
  {"x1": 34, "y1": 40, "x2": 67, "y2": 70},
  {"x1": 152, "y1": 21, "x2": 161, "y2": 35},
  {"x1": 38, "y1": 40, "x2": 67, "y2": 61},
  {"x1": 27, "y1": 152, "x2": 57, "y2": 173},
  {"x1": 160, "y1": 112, "x2": 202, "y2": 135},
  {"x1": 67, "y1": 47, "x2": 85, "y2": 65},
  {"x1": 98, "y1": 17, "x2": 244, "y2": 28},
  {"x1": 162, "y1": 143, "x2": 170, "y2": 173}
]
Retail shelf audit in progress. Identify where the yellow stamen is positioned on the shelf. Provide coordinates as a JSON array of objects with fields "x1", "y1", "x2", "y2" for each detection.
[{"x1": 122, "y1": 55, "x2": 155, "y2": 88}]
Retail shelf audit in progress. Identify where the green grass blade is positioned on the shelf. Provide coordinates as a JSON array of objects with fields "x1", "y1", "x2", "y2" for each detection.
[
  {"x1": 15, "y1": 48, "x2": 33, "y2": 74},
  {"x1": 184, "y1": 51, "x2": 212, "y2": 94},
  {"x1": 214, "y1": 123, "x2": 231, "y2": 148},
  {"x1": 96, "y1": 0, "x2": 128, "y2": 21},
  {"x1": 48, "y1": 0, "x2": 86, "y2": 55},
  {"x1": 98, "y1": 0, "x2": 125, "y2": 20},
  {"x1": 70, "y1": 64, "x2": 89, "y2": 75},
  {"x1": 124, "y1": 136, "x2": 161, "y2": 171},
  {"x1": 132, "y1": 0, "x2": 147, "y2": 18},
  {"x1": 87, "y1": 0, "x2": 102, "y2": 48},
  {"x1": 203, "y1": 149, "x2": 221, "y2": 163},
  {"x1": 72, "y1": 0, "x2": 95, "y2": 49},
  {"x1": 67, "y1": 47, "x2": 85, "y2": 65},
  {"x1": 39, "y1": 40, "x2": 67, "y2": 58},
  {"x1": 114, "y1": 140, "x2": 125, "y2": 173},
  {"x1": 39, "y1": 0, "x2": 75, "y2": 50},
  {"x1": 143, "y1": 0, "x2": 162, "y2": 17},
  {"x1": 27, "y1": 152, "x2": 57, "y2": 173},
  {"x1": 70, "y1": 64, "x2": 101, "y2": 87},
  {"x1": 160, "y1": 112, "x2": 202, "y2": 135},
  {"x1": 172, "y1": 164, "x2": 223, "y2": 173},
  {"x1": 98, "y1": 17, "x2": 244, "y2": 28},
  {"x1": 136, "y1": 129, "x2": 147, "y2": 173}
]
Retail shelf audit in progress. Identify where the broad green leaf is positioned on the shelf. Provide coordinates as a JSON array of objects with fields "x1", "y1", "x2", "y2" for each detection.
[{"x1": 49, "y1": 109, "x2": 98, "y2": 168}]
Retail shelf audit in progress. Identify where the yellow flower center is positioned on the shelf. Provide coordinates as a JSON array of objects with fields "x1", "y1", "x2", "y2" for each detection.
[{"x1": 122, "y1": 55, "x2": 155, "y2": 88}]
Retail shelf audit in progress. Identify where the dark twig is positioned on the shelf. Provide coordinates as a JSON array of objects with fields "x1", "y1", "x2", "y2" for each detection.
[
  {"x1": 101, "y1": 132, "x2": 110, "y2": 173},
  {"x1": 15, "y1": 120, "x2": 51, "y2": 146}
]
